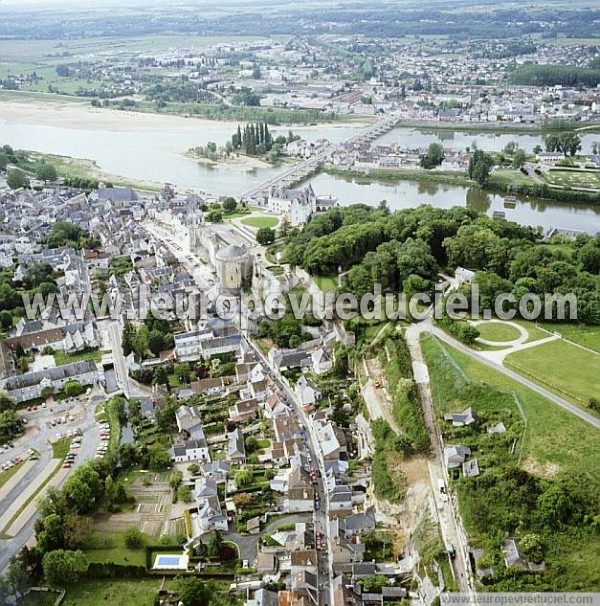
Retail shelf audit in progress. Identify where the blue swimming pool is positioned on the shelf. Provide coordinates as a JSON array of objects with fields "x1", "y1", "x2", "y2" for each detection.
[
  {"x1": 153, "y1": 554, "x2": 187, "y2": 569},
  {"x1": 157, "y1": 556, "x2": 181, "y2": 566}
]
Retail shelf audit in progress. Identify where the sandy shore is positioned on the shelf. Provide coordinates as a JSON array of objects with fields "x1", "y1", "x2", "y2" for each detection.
[
  {"x1": 188, "y1": 152, "x2": 291, "y2": 170},
  {"x1": 0, "y1": 97, "x2": 372, "y2": 132},
  {"x1": 0, "y1": 98, "x2": 241, "y2": 132}
]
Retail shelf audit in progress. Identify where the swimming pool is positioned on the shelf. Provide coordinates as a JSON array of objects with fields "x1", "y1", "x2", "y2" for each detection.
[{"x1": 153, "y1": 554, "x2": 188, "y2": 570}]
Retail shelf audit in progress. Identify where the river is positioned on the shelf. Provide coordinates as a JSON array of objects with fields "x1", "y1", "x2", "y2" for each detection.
[{"x1": 1, "y1": 104, "x2": 599, "y2": 232}]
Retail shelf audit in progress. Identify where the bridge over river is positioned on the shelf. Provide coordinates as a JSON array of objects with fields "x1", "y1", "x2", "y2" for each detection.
[{"x1": 240, "y1": 113, "x2": 401, "y2": 202}]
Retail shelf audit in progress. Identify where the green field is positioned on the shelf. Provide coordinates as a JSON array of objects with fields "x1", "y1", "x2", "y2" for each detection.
[
  {"x1": 61, "y1": 579, "x2": 163, "y2": 606},
  {"x1": 313, "y1": 274, "x2": 338, "y2": 292},
  {"x1": 543, "y1": 169, "x2": 600, "y2": 190},
  {"x1": 54, "y1": 348, "x2": 101, "y2": 366},
  {"x1": 422, "y1": 335, "x2": 600, "y2": 484},
  {"x1": 512, "y1": 320, "x2": 551, "y2": 343},
  {"x1": 475, "y1": 321, "x2": 522, "y2": 343},
  {"x1": 423, "y1": 335, "x2": 600, "y2": 589},
  {"x1": 83, "y1": 530, "x2": 151, "y2": 567},
  {"x1": 241, "y1": 216, "x2": 279, "y2": 229},
  {"x1": 491, "y1": 168, "x2": 537, "y2": 187},
  {"x1": 538, "y1": 322, "x2": 600, "y2": 353},
  {"x1": 505, "y1": 339, "x2": 599, "y2": 408}
]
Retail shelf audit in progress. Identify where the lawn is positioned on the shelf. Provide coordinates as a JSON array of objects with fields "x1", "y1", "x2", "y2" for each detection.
[
  {"x1": 61, "y1": 579, "x2": 163, "y2": 606},
  {"x1": 538, "y1": 321, "x2": 600, "y2": 353},
  {"x1": 422, "y1": 335, "x2": 600, "y2": 487},
  {"x1": 491, "y1": 168, "x2": 537, "y2": 187},
  {"x1": 241, "y1": 216, "x2": 278, "y2": 229},
  {"x1": 54, "y1": 348, "x2": 101, "y2": 366},
  {"x1": 475, "y1": 321, "x2": 522, "y2": 343},
  {"x1": 83, "y1": 530, "x2": 150, "y2": 567},
  {"x1": 504, "y1": 339, "x2": 599, "y2": 408},
  {"x1": 51, "y1": 437, "x2": 72, "y2": 459},
  {"x1": 313, "y1": 273, "x2": 338, "y2": 292}
]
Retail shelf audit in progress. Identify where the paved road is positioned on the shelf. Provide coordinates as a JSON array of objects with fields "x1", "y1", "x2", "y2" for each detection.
[
  {"x1": 426, "y1": 325, "x2": 600, "y2": 430},
  {"x1": 0, "y1": 390, "x2": 103, "y2": 572},
  {"x1": 405, "y1": 325, "x2": 473, "y2": 594},
  {"x1": 242, "y1": 338, "x2": 333, "y2": 605}
]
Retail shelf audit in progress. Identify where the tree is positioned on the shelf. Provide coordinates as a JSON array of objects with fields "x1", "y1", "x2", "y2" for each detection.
[
  {"x1": 187, "y1": 463, "x2": 200, "y2": 475},
  {"x1": 124, "y1": 527, "x2": 145, "y2": 549},
  {"x1": 233, "y1": 492, "x2": 253, "y2": 509},
  {"x1": 36, "y1": 163, "x2": 58, "y2": 182},
  {"x1": 153, "y1": 365, "x2": 169, "y2": 386},
  {"x1": 207, "y1": 529, "x2": 223, "y2": 558},
  {"x1": 0, "y1": 391, "x2": 15, "y2": 412},
  {"x1": 234, "y1": 469, "x2": 253, "y2": 487},
  {"x1": 0, "y1": 409, "x2": 24, "y2": 443},
  {"x1": 512, "y1": 148, "x2": 527, "y2": 169},
  {"x1": 122, "y1": 321, "x2": 134, "y2": 356},
  {"x1": 588, "y1": 397, "x2": 600, "y2": 412},
  {"x1": 6, "y1": 169, "x2": 29, "y2": 190},
  {"x1": 119, "y1": 443, "x2": 138, "y2": 469},
  {"x1": 36, "y1": 513, "x2": 64, "y2": 552},
  {"x1": 64, "y1": 464, "x2": 102, "y2": 514},
  {"x1": 256, "y1": 227, "x2": 276, "y2": 245},
  {"x1": 519, "y1": 533, "x2": 543, "y2": 563},
  {"x1": 4, "y1": 557, "x2": 30, "y2": 598},
  {"x1": 42, "y1": 550, "x2": 88, "y2": 587},
  {"x1": 170, "y1": 471, "x2": 183, "y2": 490},
  {"x1": 222, "y1": 197, "x2": 237, "y2": 213},
  {"x1": 0, "y1": 311, "x2": 13, "y2": 330},
  {"x1": 148, "y1": 449, "x2": 171, "y2": 471},
  {"x1": 175, "y1": 362, "x2": 190, "y2": 384},
  {"x1": 147, "y1": 329, "x2": 165, "y2": 357},
  {"x1": 468, "y1": 150, "x2": 494, "y2": 186},
  {"x1": 64, "y1": 380, "x2": 84, "y2": 398},
  {"x1": 177, "y1": 485, "x2": 192, "y2": 502},
  {"x1": 420, "y1": 142, "x2": 444, "y2": 169},
  {"x1": 177, "y1": 576, "x2": 211, "y2": 606},
  {"x1": 63, "y1": 514, "x2": 92, "y2": 550},
  {"x1": 544, "y1": 131, "x2": 582, "y2": 157}
]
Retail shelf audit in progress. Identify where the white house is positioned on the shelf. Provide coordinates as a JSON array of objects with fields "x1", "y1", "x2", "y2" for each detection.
[{"x1": 170, "y1": 438, "x2": 210, "y2": 463}]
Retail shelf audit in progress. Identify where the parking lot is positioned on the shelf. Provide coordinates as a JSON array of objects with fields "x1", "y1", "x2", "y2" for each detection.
[{"x1": 0, "y1": 388, "x2": 106, "y2": 571}]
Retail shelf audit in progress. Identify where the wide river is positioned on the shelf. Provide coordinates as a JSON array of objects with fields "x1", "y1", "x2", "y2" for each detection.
[{"x1": 1, "y1": 106, "x2": 600, "y2": 233}]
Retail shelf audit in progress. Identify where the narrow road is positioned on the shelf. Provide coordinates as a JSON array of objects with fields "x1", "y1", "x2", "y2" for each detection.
[
  {"x1": 427, "y1": 325, "x2": 600, "y2": 430},
  {"x1": 405, "y1": 325, "x2": 473, "y2": 594}
]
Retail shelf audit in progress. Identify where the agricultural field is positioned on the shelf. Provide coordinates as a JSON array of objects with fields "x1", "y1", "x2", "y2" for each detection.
[{"x1": 504, "y1": 339, "x2": 599, "y2": 408}]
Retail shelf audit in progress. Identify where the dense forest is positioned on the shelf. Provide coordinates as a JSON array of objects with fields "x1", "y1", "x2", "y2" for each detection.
[
  {"x1": 509, "y1": 64, "x2": 600, "y2": 88},
  {"x1": 283, "y1": 204, "x2": 600, "y2": 324}
]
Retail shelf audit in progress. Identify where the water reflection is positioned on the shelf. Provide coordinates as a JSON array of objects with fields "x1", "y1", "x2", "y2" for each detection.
[{"x1": 308, "y1": 172, "x2": 600, "y2": 234}]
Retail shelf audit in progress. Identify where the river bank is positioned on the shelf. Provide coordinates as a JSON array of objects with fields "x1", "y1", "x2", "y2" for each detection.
[
  {"x1": 0, "y1": 91, "x2": 371, "y2": 128},
  {"x1": 323, "y1": 167, "x2": 600, "y2": 206}
]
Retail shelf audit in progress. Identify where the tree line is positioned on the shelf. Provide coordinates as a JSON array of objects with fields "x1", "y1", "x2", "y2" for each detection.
[{"x1": 283, "y1": 204, "x2": 600, "y2": 324}]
